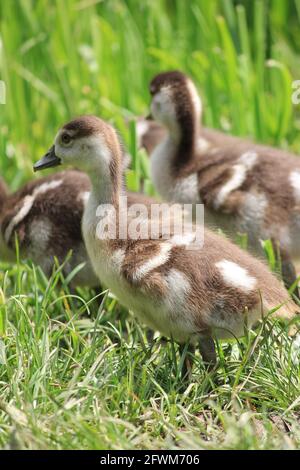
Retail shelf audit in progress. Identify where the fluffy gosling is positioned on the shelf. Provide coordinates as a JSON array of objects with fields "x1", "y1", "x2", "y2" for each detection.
[
  {"x1": 147, "y1": 71, "x2": 300, "y2": 295},
  {"x1": 34, "y1": 115, "x2": 298, "y2": 367}
]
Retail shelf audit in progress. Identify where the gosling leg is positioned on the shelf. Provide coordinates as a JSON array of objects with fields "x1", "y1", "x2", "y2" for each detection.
[
  {"x1": 198, "y1": 336, "x2": 217, "y2": 370},
  {"x1": 280, "y1": 248, "x2": 300, "y2": 301}
]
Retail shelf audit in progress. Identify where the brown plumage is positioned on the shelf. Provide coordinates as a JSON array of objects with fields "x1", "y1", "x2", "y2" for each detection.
[
  {"x1": 34, "y1": 115, "x2": 298, "y2": 368},
  {"x1": 146, "y1": 70, "x2": 300, "y2": 294},
  {"x1": 0, "y1": 169, "x2": 158, "y2": 288},
  {"x1": 0, "y1": 170, "x2": 98, "y2": 287}
]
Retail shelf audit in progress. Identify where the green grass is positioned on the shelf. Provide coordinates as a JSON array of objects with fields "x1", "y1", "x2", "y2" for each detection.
[
  {"x1": 0, "y1": 261, "x2": 299, "y2": 450},
  {"x1": 0, "y1": 0, "x2": 300, "y2": 450},
  {"x1": 0, "y1": 262, "x2": 299, "y2": 449}
]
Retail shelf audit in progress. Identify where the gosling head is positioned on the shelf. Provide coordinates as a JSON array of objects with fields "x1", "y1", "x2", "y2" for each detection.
[
  {"x1": 34, "y1": 115, "x2": 122, "y2": 179},
  {"x1": 149, "y1": 71, "x2": 202, "y2": 131}
]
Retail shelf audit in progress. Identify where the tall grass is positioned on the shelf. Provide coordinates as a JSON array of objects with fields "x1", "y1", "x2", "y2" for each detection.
[
  {"x1": 0, "y1": 260, "x2": 299, "y2": 449},
  {"x1": 1, "y1": 0, "x2": 300, "y2": 187},
  {"x1": 0, "y1": 0, "x2": 299, "y2": 449}
]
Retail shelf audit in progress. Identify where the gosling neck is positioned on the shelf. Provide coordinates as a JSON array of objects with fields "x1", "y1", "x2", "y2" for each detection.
[
  {"x1": 86, "y1": 143, "x2": 125, "y2": 213},
  {"x1": 168, "y1": 102, "x2": 201, "y2": 173}
]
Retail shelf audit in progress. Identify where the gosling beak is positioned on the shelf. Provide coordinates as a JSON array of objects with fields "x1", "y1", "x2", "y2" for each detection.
[
  {"x1": 145, "y1": 113, "x2": 153, "y2": 120},
  {"x1": 33, "y1": 146, "x2": 61, "y2": 172}
]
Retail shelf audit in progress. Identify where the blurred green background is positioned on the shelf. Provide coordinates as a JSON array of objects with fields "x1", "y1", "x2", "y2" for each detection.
[
  {"x1": 1, "y1": 0, "x2": 300, "y2": 191},
  {"x1": 0, "y1": 1, "x2": 300, "y2": 450}
]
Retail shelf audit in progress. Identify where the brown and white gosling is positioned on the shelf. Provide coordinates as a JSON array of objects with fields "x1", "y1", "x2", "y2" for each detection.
[
  {"x1": 0, "y1": 169, "x2": 156, "y2": 288},
  {"x1": 0, "y1": 170, "x2": 99, "y2": 287},
  {"x1": 147, "y1": 71, "x2": 300, "y2": 293},
  {"x1": 34, "y1": 115, "x2": 297, "y2": 366}
]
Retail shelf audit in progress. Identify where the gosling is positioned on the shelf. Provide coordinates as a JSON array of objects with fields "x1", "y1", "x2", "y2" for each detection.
[
  {"x1": 146, "y1": 71, "x2": 300, "y2": 295},
  {"x1": 34, "y1": 115, "x2": 297, "y2": 367}
]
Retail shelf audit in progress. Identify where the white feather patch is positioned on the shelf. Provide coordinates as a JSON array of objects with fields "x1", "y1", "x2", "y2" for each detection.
[
  {"x1": 131, "y1": 242, "x2": 172, "y2": 282},
  {"x1": 164, "y1": 268, "x2": 191, "y2": 310},
  {"x1": 196, "y1": 137, "x2": 211, "y2": 153},
  {"x1": 186, "y1": 78, "x2": 202, "y2": 119},
  {"x1": 78, "y1": 191, "x2": 90, "y2": 206},
  {"x1": 171, "y1": 232, "x2": 196, "y2": 246},
  {"x1": 289, "y1": 170, "x2": 300, "y2": 203},
  {"x1": 214, "y1": 151, "x2": 258, "y2": 209},
  {"x1": 136, "y1": 120, "x2": 151, "y2": 147},
  {"x1": 239, "y1": 151, "x2": 258, "y2": 167},
  {"x1": 111, "y1": 248, "x2": 126, "y2": 274},
  {"x1": 215, "y1": 259, "x2": 257, "y2": 291}
]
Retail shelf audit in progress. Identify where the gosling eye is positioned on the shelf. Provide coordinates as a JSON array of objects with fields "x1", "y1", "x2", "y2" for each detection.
[
  {"x1": 149, "y1": 85, "x2": 157, "y2": 96},
  {"x1": 61, "y1": 133, "x2": 72, "y2": 145}
]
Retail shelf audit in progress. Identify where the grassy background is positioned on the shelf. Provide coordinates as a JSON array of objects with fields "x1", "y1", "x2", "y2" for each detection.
[{"x1": 0, "y1": 0, "x2": 299, "y2": 449}]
